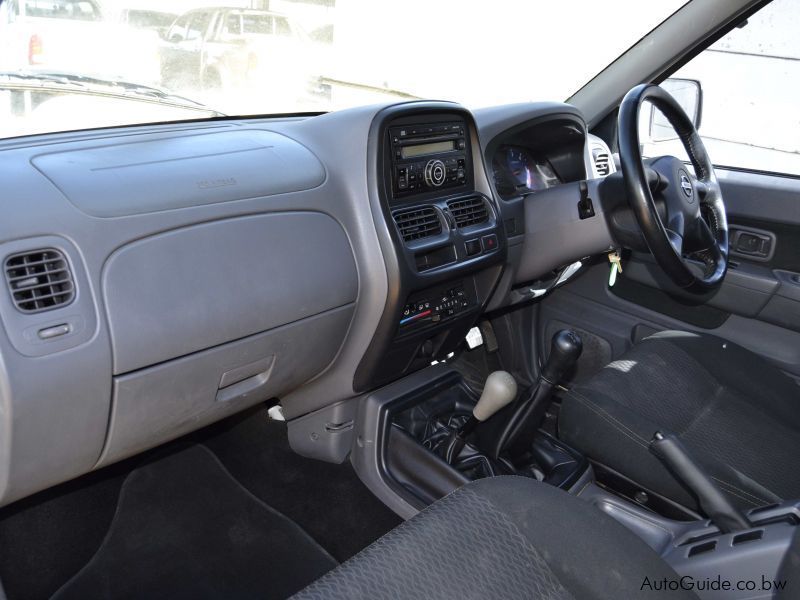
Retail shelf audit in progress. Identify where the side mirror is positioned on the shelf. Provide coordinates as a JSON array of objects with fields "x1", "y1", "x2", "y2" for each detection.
[{"x1": 648, "y1": 78, "x2": 703, "y2": 142}]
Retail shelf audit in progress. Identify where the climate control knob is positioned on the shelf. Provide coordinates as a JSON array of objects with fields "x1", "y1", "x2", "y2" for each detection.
[{"x1": 424, "y1": 159, "x2": 447, "y2": 187}]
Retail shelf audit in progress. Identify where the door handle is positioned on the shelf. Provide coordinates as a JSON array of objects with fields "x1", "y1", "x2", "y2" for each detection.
[{"x1": 730, "y1": 226, "x2": 776, "y2": 261}]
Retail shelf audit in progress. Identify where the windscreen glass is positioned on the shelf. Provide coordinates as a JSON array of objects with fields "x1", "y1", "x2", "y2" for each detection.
[{"x1": 0, "y1": 0, "x2": 686, "y2": 138}]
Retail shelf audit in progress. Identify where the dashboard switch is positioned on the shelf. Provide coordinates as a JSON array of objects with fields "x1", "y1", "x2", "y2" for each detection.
[
  {"x1": 465, "y1": 239, "x2": 481, "y2": 256},
  {"x1": 481, "y1": 234, "x2": 498, "y2": 253}
]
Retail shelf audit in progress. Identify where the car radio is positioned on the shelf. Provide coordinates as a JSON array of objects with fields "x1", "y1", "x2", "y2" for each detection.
[{"x1": 390, "y1": 121, "x2": 470, "y2": 198}]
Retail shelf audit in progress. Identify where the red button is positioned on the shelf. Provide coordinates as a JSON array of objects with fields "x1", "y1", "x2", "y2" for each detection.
[{"x1": 481, "y1": 234, "x2": 498, "y2": 252}]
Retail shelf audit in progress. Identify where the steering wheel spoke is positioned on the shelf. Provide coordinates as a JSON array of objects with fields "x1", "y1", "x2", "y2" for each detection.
[
  {"x1": 666, "y1": 228, "x2": 684, "y2": 256},
  {"x1": 685, "y1": 214, "x2": 716, "y2": 253},
  {"x1": 694, "y1": 179, "x2": 711, "y2": 199}
]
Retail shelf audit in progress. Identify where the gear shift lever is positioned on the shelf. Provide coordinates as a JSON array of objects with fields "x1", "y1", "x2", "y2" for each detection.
[
  {"x1": 443, "y1": 371, "x2": 517, "y2": 464},
  {"x1": 490, "y1": 330, "x2": 582, "y2": 459},
  {"x1": 541, "y1": 330, "x2": 583, "y2": 386}
]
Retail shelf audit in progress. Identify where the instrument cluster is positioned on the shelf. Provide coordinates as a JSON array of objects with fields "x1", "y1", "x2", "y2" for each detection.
[{"x1": 492, "y1": 145, "x2": 561, "y2": 199}]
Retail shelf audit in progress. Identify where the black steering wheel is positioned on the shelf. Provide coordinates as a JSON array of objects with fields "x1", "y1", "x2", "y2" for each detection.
[{"x1": 617, "y1": 84, "x2": 728, "y2": 293}]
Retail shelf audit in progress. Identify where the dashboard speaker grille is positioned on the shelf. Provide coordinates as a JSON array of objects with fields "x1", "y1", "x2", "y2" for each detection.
[
  {"x1": 447, "y1": 196, "x2": 488, "y2": 228},
  {"x1": 593, "y1": 150, "x2": 610, "y2": 176},
  {"x1": 392, "y1": 206, "x2": 442, "y2": 242},
  {"x1": 4, "y1": 249, "x2": 75, "y2": 313}
]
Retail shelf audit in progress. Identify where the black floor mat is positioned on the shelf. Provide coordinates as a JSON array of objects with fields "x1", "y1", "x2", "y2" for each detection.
[
  {"x1": 0, "y1": 461, "x2": 129, "y2": 600},
  {"x1": 0, "y1": 406, "x2": 400, "y2": 599},
  {"x1": 201, "y1": 408, "x2": 402, "y2": 562},
  {"x1": 52, "y1": 445, "x2": 337, "y2": 600}
]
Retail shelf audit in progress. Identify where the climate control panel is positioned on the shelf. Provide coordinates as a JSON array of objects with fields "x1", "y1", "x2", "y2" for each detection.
[{"x1": 399, "y1": 283, "x2": 472, "y2": 330}]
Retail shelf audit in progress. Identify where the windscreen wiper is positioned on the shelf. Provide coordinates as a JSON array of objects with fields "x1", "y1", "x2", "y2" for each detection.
[{"x1": 0, "y1": 71, "x2": 225, "y2": 115}]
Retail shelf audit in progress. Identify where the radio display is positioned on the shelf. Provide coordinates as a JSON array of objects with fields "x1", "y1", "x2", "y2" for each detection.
[{"x1": 401, "y1": 140, "x2": 455, "y2": 159}]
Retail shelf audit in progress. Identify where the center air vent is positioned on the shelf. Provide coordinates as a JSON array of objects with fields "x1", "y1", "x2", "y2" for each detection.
[
  {"x1": 4, "y1": 249, "x2": 74, "y2": 313},
  {"x1": 393, "y1": 206, "x2": 442, "y2": 242},
  {"x1": 393, "y1": 206, "x2": 443, "y2": 242},
  {"x1": 592, "y1": 148, "x2": 611, "y2": 177},
  {"x1": 447, "y1": 196, "x2": 489, "y2": 228}
]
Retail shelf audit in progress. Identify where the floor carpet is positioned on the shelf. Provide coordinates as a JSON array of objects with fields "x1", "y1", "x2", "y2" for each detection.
[
  {"x1": 52, "y1": 445, "x2": 337, "y2": 600},
  {"x1": 0, "y1": 405, "x2": 401, "y2": 600}
]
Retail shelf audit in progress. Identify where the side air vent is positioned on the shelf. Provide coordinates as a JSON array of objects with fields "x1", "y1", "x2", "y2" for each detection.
[
  {"x1": 393, "y1": 206, "x2": 442, "y2": 242},
  {"x1": 593, "y1": 149, "x2": 611, "y2": 177},
  {"x1": 447, "y1": 196, "x2": 489, "y2": 228},
  {"x1": 4, "y1": 249, "x2": 75, "y2": 313}
]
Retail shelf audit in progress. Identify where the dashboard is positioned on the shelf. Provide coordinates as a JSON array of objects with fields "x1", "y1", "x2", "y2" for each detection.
[{"x1": 0, "y1": 98, "x2": 613, "y2": 508}]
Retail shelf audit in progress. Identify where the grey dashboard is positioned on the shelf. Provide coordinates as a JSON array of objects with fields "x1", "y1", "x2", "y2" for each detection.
[{"x1": 0, "y1": 99, "x2": 603, "y2": 507}]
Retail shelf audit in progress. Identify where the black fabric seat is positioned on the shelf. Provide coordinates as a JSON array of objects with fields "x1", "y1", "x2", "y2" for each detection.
[
  {"x1": 559, "y1": 330, "x2": 800, "y2": 512},
  {"x1": 292, "y1": 476, "x2": 698, "y2": 600}
]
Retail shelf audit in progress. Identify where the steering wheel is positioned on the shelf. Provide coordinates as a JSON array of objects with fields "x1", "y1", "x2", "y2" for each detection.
[{"x1": 617, "y1": 84, "x2": 728, "y2": 293}]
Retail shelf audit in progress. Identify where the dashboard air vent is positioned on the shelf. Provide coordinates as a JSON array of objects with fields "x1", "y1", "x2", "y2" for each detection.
[
  {"x1": 393, "y1": 206, "x2": 442, "y2": 242},
  {"x1": 4, "y1": 249, "x2": 74, "y2": 313},
  {"x1": 447, "y1": 196, "x2": 489, "y2": 228},
  {"x1": 592, "y1": 148, "x2": 611, "y2": 177},
  {"x1": 592, "y1": 149, "x2": 611, "y2": 177}
]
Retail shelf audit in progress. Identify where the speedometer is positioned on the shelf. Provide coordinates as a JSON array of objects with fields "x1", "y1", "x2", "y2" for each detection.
[{"x1": 492, "y1": 145, "x2": 560, "y2": 198}]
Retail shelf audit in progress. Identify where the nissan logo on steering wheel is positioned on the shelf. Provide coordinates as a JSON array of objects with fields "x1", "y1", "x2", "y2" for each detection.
[{"x1": 680, "y1": 174, "x2": 693, "y2": 200}]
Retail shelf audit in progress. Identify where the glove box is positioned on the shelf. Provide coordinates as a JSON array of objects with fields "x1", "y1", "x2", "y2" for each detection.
[{"x1": 98, "y1": 306, "x2": 353, "y2": 466}]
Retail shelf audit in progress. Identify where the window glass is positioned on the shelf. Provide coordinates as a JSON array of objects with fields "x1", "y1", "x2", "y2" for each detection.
[
  {"x1": 641, "y1": 0, "x2": 800, "y2": 176},
  {"x1": 241, "y1": 14, "x2": 273, "y2": 35},
  {"x1": 224, "y1": 13, "x2": 241, "y2": 35},
  {"x1": 169, "y1": 13, "x2": 191, "y2": 41},
  {"x1": 275, "y1": 17, "x2": 291, "y2": 37},
  {"x1": 0, "y1": 0, "x2": 688, "y2": 139},
  {"x1": 186, "y1": 11, "x2": 211, "y2": 41},
  {"x1": 24, "y1": 0, "x2": 100, "y2": 21}
]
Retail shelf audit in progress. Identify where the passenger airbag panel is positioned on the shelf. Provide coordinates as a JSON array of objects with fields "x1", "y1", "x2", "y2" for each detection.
[{"x1": 32, "y1": 130, "x2": 326, "y2": 217}]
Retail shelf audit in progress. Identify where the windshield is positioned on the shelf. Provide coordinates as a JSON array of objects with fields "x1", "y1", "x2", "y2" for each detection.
[{"x1": 0, "y1": 0, "x2": 686, "y2": 138}]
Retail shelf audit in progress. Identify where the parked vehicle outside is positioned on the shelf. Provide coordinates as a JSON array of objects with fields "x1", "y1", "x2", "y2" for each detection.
[
  {"x1": 0, "y1": 0, "x2": 161, "y2": 84},
  {"x1": 160, "y1": 7, "x2": 315, "y2": 111},
  {"x1": 119, "y1": 7, "x2": 178, "y2": 38}
]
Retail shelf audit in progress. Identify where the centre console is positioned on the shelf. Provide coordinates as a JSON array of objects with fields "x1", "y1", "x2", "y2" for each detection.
[
  {"x1": 351, "y1": 361, "x2": 799, "y2": 599},
  {"x1": 354, "y1": 103, "x2": 506, "y2": 392},
  {"x1": 351, "y1": 363, "x2": 589, "y2": 518}
]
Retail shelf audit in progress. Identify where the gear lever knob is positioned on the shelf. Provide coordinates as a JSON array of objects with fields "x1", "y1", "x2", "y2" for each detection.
[
  {"x1": 443, "y1": 371, "x2": 517, "y2": 465},
  {"x1": 473, "y1": 371, "x2": 518, "y2": 422},
  {"x1": 542, "y1": 330, "x2": 583, "y2": 384}
]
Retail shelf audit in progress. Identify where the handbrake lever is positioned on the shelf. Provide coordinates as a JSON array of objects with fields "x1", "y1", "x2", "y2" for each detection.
[{"x1": 649, "y1": 431, "x2": 751, "y2": 533}]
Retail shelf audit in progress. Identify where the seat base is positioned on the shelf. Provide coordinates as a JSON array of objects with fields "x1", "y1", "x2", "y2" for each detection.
[
  {"x1": 293, "y1": 476, "x2": 699, "y2": 600},
  {"x1": 559, "y1": 330, "x2": 800, "y2": 512}
]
